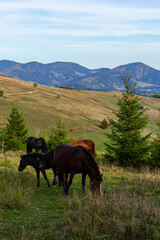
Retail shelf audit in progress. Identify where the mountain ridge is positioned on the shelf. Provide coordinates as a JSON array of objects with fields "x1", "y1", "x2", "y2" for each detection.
[{"x1": 0, "y1": 60, "x2": 160, "y2": 96}]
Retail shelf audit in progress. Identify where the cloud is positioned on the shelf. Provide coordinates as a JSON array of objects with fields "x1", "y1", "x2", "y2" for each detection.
[
  {"x1": 0, "y1": 0, "x2": 160, "y2": 69},
  {"x1": 1, "y1": 1, "x2": 160, "y2": 38}
]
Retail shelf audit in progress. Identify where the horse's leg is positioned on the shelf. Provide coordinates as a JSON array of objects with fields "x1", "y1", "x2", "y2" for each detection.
[
  {"x1": 36, "y1": 147, "x2": 40, "y2": 152},
  {"x1": 27, "y1": 145, "x2": 29, "y2": 153},
  {"x1": 65, "y1": 173, "x2": 68, "y2": 191},
  {"x1": 58, "y1": 172, "x2": 66, "y2": 195},
  {"x1": 66, "y1": 171, "x2": 75, "y2": 196},
  {"x1": 82, "y1": 172, "x2": 87, "y2": 194},
  {"x1": 41, "y1": 169, "x2": 50, "y2": 187},
  {"x1": 52, "y1": 168, "x2": 58, "y2": 186},
  {"x1": 27, "y1": 146, "x2": 31, "y2": 153},
  {"x1": 36, "y1": 169, "x2": 40, "y2": 187}
]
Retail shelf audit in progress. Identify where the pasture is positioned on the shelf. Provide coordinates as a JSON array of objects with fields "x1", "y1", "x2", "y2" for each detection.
[
  {"x1": 0, "y1": 75, "x2": 160, "y2": 239},
  {"x1": 0, "y1": 75, "x2": 160, "y2": 141},
  {"x1": 0, "y1": 152, "x2": 160, "y2": 240}
]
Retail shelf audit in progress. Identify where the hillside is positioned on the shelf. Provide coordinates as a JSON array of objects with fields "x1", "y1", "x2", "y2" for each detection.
[
  {"x1": 0, "y1": 75, "x2": 160, "y2": 145},
  {"x1": 0, "y1": 60, "x2": 160, "y2": 96}
]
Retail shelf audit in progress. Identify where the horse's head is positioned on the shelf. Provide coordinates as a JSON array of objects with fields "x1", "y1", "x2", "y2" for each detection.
[
  {"x1": 90, "y1": 173, "x2": 103, "y2": 196},
  {"x1": 18, "y1": 155, "x2": 27, "y2": 172}
]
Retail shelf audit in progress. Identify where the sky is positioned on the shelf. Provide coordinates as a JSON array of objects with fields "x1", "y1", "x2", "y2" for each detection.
[{"x1": 0, "y1": 0, "x2": 160, "y2": 70}]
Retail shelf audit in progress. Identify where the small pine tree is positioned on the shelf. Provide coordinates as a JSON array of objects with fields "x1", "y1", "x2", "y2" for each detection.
[
  {"x1": 105, "y1": 74, "x2": 151, "y2": 167},
  {"x1": 151, "y1": 111, "x2": 160, "y2": 167},
  {"x1": 4, "y1": 106, "x2": 28, "y2": 151},
  {"x1": 47, "y1": 116, "x2": 70, "y2": 150}
]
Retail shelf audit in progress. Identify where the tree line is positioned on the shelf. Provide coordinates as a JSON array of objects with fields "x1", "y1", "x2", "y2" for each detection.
[{"x1": 0, "y1": 75, "x2": 160, "y2": 168}]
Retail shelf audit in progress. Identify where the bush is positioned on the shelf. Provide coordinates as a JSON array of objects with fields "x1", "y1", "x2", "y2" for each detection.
[
  {"x1": 33, "y1": 83, "x2": 38, "y2": 88},
  {"x1": 0, "y1": 90, "x2": 4, "y2": 97},
  {"x1": 152, "y1": 94, "x2": 160, "y2": 99},
  {"x1": 101, "y1": 118, "x2": 109, "y2": 129}
]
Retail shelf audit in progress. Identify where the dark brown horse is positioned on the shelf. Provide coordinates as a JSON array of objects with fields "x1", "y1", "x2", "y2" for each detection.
[
  {"x1": 52, "y1": 144, "x2": 102, "y2": 196},
  {"x1": 69, "y1": 139, "x2": 95, "y2": 158}
]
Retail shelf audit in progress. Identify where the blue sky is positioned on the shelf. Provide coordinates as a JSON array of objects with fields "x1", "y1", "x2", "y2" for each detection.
[{"x1": 0, "y1": 0, "x2": 160, "y2": 69}]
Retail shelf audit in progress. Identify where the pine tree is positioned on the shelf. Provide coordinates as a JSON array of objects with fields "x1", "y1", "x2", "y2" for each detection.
[
  {"x1": 151, "y1": 110, "x2": 160, "y2": 167},
  {"x1": 47, "y1": 116, "x2": 70, "y2": 150},
  {"x1": 4, "y1": 106, "x2": 28, "y2": 151},
  {"x1": 105, "y1": 75, "x2": 151, "y2": 167}
]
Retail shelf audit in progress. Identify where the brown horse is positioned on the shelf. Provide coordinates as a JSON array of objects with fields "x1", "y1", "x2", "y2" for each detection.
[
  {"x1": 69, "y1": 139, "x2": 95, "y2": 158},
  {"x1": 52, "y1": 144, "x2": 102, "y2": 196}
]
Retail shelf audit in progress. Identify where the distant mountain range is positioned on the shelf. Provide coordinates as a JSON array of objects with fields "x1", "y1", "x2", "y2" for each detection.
[{"x1": 0, "y1": 60, "x2": 160, "y2": 96}]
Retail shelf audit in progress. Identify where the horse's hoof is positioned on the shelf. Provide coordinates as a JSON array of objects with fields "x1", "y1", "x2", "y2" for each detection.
[
  {"x1": 52, "y1": 183, "x2": 57, "y2": 187},
  {"x1": 63, "y1": 193, "x2": 69, "y2": 198}
]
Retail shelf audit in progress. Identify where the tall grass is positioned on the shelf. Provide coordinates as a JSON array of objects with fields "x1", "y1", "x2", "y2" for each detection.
[
  {"x1": 0, "y1": 152, "x2": 36, "y2": 210},
  {"x1": 65, "y1": 168, "x2": 160, "y2": 240},
  {"x1": 0, "y1": 153, "x2": 160, "y2": 240}
]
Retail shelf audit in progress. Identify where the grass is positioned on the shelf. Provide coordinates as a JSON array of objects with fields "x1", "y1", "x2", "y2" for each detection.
[
  {"x1": 0, "y1": 75, "x2": 160, "y2": 140},
  {"x1": 0, "y1": 153, "x2": 160, "y2": 240}
]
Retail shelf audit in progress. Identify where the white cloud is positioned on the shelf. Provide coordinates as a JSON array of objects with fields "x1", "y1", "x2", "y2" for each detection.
[{"x1": 0, "y1": 0, "x2": 160, "y2": 69}]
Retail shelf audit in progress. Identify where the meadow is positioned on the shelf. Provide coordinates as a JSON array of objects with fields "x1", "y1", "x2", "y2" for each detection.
[
  {"x1": 0, "y1": 152, "x2": 160, "y2": 240},
  {"x1": 0, "y1": 75, "x2": 160, "y2": 239},
  {"x1": 0, "y1": 75, "x2": 160, "y2": 153}
]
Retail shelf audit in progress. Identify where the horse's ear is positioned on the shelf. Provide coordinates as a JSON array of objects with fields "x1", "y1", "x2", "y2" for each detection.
[{"x1": 100, "y1": 173, "x2": 103, "y2": 177}]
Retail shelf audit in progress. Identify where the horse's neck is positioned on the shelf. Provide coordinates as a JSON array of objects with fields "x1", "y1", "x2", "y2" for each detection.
[
  {"x1": 27, "y1": 155, "x2": 37, "y2": 166},
  {"x1": 83, "y1": 159, "x2": 98, "y2": 180}
]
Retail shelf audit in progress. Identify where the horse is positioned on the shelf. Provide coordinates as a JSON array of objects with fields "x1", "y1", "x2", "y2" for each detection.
[
  {"x1": 69, "y1": 139, "x2": 95, "y2": 158},
  {"x1": 18, "y1": 151, "x2": 57, "y2": 187},
  {"x1": 52, "y1": 144, "x2": 102, "y2": 196},
  {"x1": 26, "y1": 136, "x2": 48, "y2": 153}
]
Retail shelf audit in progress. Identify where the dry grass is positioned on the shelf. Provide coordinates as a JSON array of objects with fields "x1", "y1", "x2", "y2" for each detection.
[{"x1": 0, "y1": 76, "x2": 159, "y2": 138}]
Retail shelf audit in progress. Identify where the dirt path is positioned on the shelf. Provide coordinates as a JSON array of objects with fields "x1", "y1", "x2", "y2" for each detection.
[{"x1": 5, "y1": 91, "x2": 37, "y2": 96}]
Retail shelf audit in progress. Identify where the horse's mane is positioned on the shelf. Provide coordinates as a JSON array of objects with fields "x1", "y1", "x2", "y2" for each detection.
[{"x1": 76, "y1": 146, "x2": 100, "y2": 176}]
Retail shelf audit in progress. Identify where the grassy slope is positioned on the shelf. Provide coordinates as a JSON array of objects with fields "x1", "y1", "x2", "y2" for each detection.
[
  {"x1": 0, "y1": 153, "x2": 160, "y2": 240},
  {"x1": 0, "y1": 75, "x2": 160, "y2": 154},
  {"x1": 0, "y1": 77, "x2": 160, "y2": 239}
]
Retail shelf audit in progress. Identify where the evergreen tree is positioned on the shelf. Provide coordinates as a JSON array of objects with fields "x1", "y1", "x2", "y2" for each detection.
[
  {"x1": 47, "y1": 116, "x2": 70, "y2": 150},
  {"x1": 4, "y1": 107, "x2": 28, "y2": 151},
  {"x1": 105, "y1": 75, "x2": 151, "y2": 167},
  {"x1": 151, "y1": 110, "x2": 160, "y2": 167}
]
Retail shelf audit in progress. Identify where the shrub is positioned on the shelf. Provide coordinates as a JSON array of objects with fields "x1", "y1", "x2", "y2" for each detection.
[
  {"x1": 33, "y1": 83, "x2": 38, "y2": 88},
  {"x1": 101, "y1": 118, "x2": 109, "y2": 129},
  {"x1": 0, "y1": 90, "x2": 4, "y2": 97}
]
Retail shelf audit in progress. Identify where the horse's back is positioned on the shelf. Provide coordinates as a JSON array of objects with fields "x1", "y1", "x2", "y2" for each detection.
[
  {"x1": 69, "y1": 139, "x2": 95, "y2": 157},
  {"x1": 54, "y1": 144, "x2": 84, "y2": 172},
  {"x1": 26, "y1": 136, "x2": 34, "y2": 143}
]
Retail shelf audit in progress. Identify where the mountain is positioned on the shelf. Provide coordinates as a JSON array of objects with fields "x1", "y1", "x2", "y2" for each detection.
[{"x1": 0, "y1": 60, "x2": 160, "y2": 96}]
